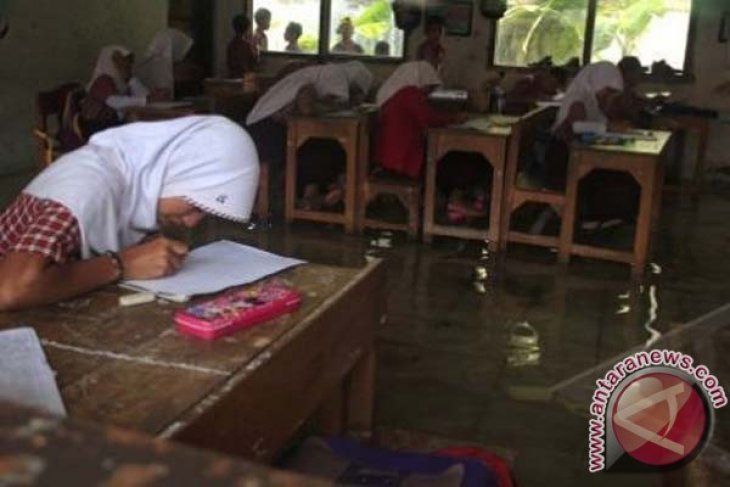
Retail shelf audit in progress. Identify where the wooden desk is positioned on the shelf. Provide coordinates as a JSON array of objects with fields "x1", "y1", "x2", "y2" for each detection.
[
  {"x1": 0, "y1": 401, "x2": 326, "y2": 486},
  {"x1": 203, "y1": 79, "x2": 259, "y2": 121},
  {"x1": 286, "y1": 111, "x2": 373, "y2": 234},
  {"x1": 558, "y1": 132, "x2": 673, "y2": 275},
  {"x1": 124, "y1": 102, "x2": 199, "y2": 122},
  {"x1": 0, "y1": 261, "x2": 385, "y2": 462},
  {"x1": 423, "y1": 117, "x2": 516, "y2": 249}
]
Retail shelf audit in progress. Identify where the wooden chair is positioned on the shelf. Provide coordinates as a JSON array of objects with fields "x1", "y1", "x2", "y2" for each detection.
[
  {"x1": 356, "y1": 113, "x2": 421, "y2": 239},
  {"x1": 357, "y1": 170, "x2": 422, "y2": 239},
  {"x1": 33, "y1": 82, "x2": 83, "y2": 169},
  {"x1": 500, "y1": 106, "x2": 562, "y2": 252}
]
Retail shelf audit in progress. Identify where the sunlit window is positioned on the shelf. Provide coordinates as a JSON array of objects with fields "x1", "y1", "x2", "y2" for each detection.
[
  {"x1": 252, "y1": 0, "x2": 321, "y2": 54},
  {"x1": 493, "y1": 0, "x2": 693, "y2": 73},
  {"x1": 327, "y1": 0, "x2": 405, "y2": 58}
]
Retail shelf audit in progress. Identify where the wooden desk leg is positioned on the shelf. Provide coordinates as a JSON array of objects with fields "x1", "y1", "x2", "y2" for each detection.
[
  {"x1": 692, "y1": 120, "x2": 710, "y2": 195},
  {"x1": 343, "y1": 135, "x2": 358, "y2": 234},
  {"x1": 558, "y1": 155, "x2": 580, "y2": 264},
  {"x1": 285, "y1": 125, "x2": 298, "y2": 224},
  {"x1": 422, "y1": 139, "x2": 438, "y2": 244},
  {"x1": 632, "y1": 168, "x2": 655, "y2": 277},
  {"x1": 346, "y1": 349, "x2": 376, "y2": 438},
  {"x1": 488, "y1": 162, "x2": 504, "y2": 252}
]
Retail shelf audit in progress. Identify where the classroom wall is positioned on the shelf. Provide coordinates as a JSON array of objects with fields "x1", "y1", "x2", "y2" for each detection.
[{"x1": 0, "y1": 0, "x2": 167, "y2": 175}]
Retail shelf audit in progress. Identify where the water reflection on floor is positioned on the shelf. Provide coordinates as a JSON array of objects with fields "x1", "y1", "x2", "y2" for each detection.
[{"x1": 209, "y1": 190, "x2": 730, "y2": 486}]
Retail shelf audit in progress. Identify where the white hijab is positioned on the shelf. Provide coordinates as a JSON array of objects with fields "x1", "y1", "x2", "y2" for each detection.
[
  {"x1": 376, "y1": 61, "x2": 442, "y2": 107},
  {"x1": 340, "y1": 61, "x2": 373, "y2": 96},
  {"x1": 88, "y1": 45, "x2": 132, "y2": 92},
  {"x1": 24, "y1": 116, "x2": 259, "y2": 258},
  {"x1": 246, "y1": 62, "x2": 372, "y2": 125},
  {"x1": 553, "y1": 61, "x2": 624, "y2": 130},
  {"x1": 135, "y1": 28, "x2": 194, "y2": 93}
]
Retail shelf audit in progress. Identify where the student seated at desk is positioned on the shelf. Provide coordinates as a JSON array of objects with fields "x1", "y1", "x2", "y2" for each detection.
[
  {"x1": 135, "y1": 28, "x2": 194, "y2": 99},
  {"x1": 0, "y1": 116, "x2": 259, "y2": 311},
  {"x1": 550, "y1": 62, "x2": 639, "y2": 224},
  {"x1": 227, "y1": 14, "x2": 259, "y2": 78},
  {"x1": 503, "y1": 67, "x2": 567, "y2": 115},
  {"x1": 246, "y1": 62, "x2": 373, "y2": 209},
  {"x1": 75, "y1": 46, "x2": 165, "y2": 142},
  {"x1": 375, "y1": 62, "x2": 475, "y2": 220}
]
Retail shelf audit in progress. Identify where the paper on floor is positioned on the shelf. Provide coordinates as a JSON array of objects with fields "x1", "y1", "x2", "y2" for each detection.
[
  {"x1": 123, "y1": 240, "x2": 305, "y2": 299},
  {"x1": 0, "y1": 327, "x2": 66, "y2": 416}
]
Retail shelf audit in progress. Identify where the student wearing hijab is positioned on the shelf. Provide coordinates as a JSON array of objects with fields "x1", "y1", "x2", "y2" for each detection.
[
  {"x1": 375, "y1": 61, "x2": 473, "y2": 220},
  {"x1": 135, "y1": 28, "x2": 194, "y2": 98},
  {"x1": 78, "y1": 45, "x2": 152, "y2": 138},
  {"x1": 0, "y1": 116, "x2": 259, "y2": 311},
  {"x1": 227, "y1": 14, "x2": 259, "y2": 77},
  {"x1": 247, "y1": 62, "x2": 373, "y2": 209},
  {"x1": 549, "y1": 62, "x2": 638, "y2": 224}
]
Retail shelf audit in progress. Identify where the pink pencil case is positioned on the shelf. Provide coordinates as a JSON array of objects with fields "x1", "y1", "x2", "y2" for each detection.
[{"x1": 175, "y1": 283, "x2": 301, "y2": 340}]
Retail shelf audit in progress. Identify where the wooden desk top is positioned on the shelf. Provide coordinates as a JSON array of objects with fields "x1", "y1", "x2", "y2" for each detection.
[
  {"x1": 0, "y1": 261, "x2": 380, "y2": 436},
  {"x1": 429, "y1": 115, "x2": 519, "y2": 138},
  {"x1": 573, "y1": 130, "x2": 673, "y2": 157},
  {"x1": 0, "y1": 401, "x2": 326, "y2": 486}
]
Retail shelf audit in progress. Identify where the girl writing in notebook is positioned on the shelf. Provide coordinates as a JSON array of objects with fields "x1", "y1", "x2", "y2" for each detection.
[{"x1": 0, "y1": 116, "x2": 259, "y2": 311}]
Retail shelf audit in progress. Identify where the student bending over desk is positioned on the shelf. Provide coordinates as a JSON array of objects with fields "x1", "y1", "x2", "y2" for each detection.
[
  {"x1": 550, "y1": 61, "x2": 639, "y2": 224},
  {"x1": 73, "y1": 45, "x2": 166, "y2": 145},
  {"x1": 247, "y1": 62, "x2": 373, "y2": 209},
  {"x1": 0, "y1": 116, "x2": 259, "y2": 311},
  {"x1": 374, "y1": 62, "x2": 475, "y2": 220}
]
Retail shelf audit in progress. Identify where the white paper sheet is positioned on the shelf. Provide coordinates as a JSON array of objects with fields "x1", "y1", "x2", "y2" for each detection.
[
  {"x1": 123, "y1": 240, "x2": 305, "y2": 298},
  {"x1": 0, "y1": 328, "x2": 66, "y2": 416}
]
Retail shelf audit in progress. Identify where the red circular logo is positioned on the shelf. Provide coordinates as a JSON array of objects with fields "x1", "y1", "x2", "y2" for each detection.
[{"x1": 612, "y1": 372, "x2": 708, "y2": 466}]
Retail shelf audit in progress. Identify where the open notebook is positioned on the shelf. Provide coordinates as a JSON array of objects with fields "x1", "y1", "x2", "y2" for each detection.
[{"x1": 122, "y1": 241, "x2": 305, "y2": 301}]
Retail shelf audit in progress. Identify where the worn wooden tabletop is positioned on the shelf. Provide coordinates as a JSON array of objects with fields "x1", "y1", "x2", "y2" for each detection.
[
  {"x1": 0, "y1": 400, "x2": 328, "y2": 486},
  {"x1": 0, "y1": 261, "x2": 384, "y2": 460}
]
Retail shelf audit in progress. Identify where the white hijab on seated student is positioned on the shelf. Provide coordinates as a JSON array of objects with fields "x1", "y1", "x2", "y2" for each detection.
[
  {"x1": 135, "y1": 28, "x2": 194, "y2": 96},
  {"x1": 552, "y1": 61, "x2": 624, "y2": 135},
  {"x1": 246, "y1": 61, "x2": 373, "y2": 126},
  {"x1": 87, "y1": 45, "x2": 150, "y2": 112},
  {"x1": 375, "y1": 61, "x2": 442, "y2": 107},
  {"x1": 26, "y1": 115, "x2": 259, "y2": 256}
]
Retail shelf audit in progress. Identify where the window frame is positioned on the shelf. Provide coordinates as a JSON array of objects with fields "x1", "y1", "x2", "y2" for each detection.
[
  {"x1": 249, "y1": 0, "x2": 409, "y2": 63},
  {"x1": 488, "y1": 0, "x2": 698, "y2": 82}
]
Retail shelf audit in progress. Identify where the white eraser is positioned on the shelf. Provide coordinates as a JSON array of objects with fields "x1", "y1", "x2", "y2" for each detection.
[{"x1": 119, "y1": 292, "x2": 156, "y2": 307}]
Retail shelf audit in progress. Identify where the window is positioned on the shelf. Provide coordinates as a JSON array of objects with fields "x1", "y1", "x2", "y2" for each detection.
[
  {"x1": 493, "y1": 0, "x2": 694, "y2": 74},
  {"x1": 328, "y1": 0, "x2": 405, "y2": 58},
  {"x1": 252, "y1": 0, "x2": 322, "y2": 54},
  {"x1": 251, "y1": 0, "x2": 406, "y2": 58}
]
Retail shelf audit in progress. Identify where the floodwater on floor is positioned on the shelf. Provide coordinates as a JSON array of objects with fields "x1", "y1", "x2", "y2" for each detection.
[{"x1": 213, "y1": 190, "x2": 730, "y2": 486}]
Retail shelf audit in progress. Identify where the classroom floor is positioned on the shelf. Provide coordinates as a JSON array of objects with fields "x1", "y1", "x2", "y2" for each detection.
[
  {"x1": 2, "y1": 173, "x2": 730, "y2": 485},
  {"x1": 217, "y1": 188, "x2": 730, "y2": 487}
]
